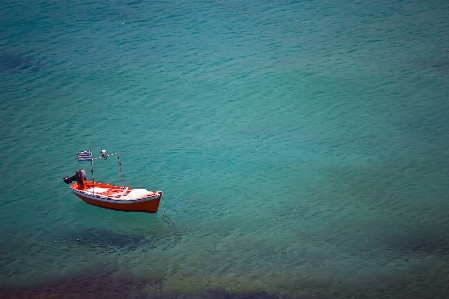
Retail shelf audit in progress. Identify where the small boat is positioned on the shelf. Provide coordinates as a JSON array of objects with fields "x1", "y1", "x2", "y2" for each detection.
[{"x1": 63, "y1": 149, "x2": 163, "y2": 213}]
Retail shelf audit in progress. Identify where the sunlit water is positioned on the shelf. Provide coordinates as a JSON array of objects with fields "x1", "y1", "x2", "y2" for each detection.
[{"x1": 1, "y1": 0, "x2": 449, "y2": 298}]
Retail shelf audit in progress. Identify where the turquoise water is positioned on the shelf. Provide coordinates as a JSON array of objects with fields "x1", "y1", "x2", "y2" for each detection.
[{"x1": 1, "y1": 0, "x2": 449, "y2": 298}]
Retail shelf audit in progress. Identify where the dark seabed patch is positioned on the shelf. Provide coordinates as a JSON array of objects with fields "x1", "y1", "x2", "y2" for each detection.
[
  {"x1": 0, "y1": 272, "x2": 160, "y2": 299},
  {"x1": 6, "y1": 269, "x2": 446, "y2": 299},
  {"x1": 0, "y1": 271, "x2": 315, "y2": 299},
  {"x1": 382, "y1": 226, "x2": 449, "y2": 256},
  {"x1": 409, "y1": 55, "x2": 449, "y2": 76},
  {"x1": 145, "y1": 288, "x2": 315, "y2": 299},
  {"x1": 417, "y1": 56, "x2": 449, "y2": 70},
  {"x1": 0, "y1": 51, "x2": 40, "y2": 72}
]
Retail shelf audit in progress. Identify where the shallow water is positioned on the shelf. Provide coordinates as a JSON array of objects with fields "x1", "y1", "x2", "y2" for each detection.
[{"x1": 1, "y1": 0, "x2": 449, "y2": 298}]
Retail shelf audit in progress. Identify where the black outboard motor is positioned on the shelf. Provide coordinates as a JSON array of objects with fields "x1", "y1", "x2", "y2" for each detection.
[{"x1": 63, "y1": 169, "x2": 87, "y2": 184}]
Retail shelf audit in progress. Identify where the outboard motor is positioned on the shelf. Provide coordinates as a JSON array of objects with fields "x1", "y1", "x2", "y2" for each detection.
[{"x1": 63, "y1": 169, "x2": 87, "y2": 185}]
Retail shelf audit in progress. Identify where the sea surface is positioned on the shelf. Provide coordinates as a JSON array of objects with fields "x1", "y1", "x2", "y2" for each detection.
[{"x1": 1, "y1": 0, "x2": 449, "y2": 298}]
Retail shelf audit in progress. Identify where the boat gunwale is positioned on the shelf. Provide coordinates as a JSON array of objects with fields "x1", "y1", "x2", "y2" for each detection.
[{"x1": 70, "y1": 183, "x2": 162, "y2": 204}]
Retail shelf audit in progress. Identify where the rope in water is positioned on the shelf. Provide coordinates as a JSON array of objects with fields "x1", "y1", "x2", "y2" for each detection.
[
  {"x1": 161, "y1": 193, "x2": 166, "y2": 215},
  {"x1": 161, "y1": 193, "x2": 174, "y2": 226}
]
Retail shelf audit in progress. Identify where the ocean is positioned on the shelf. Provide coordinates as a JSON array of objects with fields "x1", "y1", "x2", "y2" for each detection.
[{"x1": 1, "y1": 0, "x2": 449, "y2": 298}]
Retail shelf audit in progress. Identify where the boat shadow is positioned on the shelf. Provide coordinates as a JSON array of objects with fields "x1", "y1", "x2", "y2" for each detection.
[
  {"x1": 61, "y1": 227, "x2": 150, "y2": 251},
  {"x1": 60, "y1": 222, "x2": 185, "y2": 252}
]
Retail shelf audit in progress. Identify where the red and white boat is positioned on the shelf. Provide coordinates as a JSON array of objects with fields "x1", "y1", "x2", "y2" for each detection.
[{"x1": 63, "y1": 150, "x2": 163, "y2": 213}]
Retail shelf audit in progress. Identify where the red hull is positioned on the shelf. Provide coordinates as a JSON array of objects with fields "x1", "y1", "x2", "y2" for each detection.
[{"x1": 70, "y1": 181, "x2": 162, "y2": 213}]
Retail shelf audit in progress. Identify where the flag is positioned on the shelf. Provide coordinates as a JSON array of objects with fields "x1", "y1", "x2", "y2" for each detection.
[{"x1": 76, "y1": 149, "x2": 92, "y2": 161}]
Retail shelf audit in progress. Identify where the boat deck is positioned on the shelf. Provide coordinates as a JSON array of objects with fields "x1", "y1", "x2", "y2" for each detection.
[
  {"x1": 83, "y1": 187, "x2": 156, "y2": 200},
  {"x1": 71, "y1": 181, "x2": 157, "y2": 201}
]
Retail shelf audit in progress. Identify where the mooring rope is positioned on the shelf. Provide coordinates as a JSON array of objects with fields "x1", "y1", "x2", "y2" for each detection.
[
  {"x1": 161, "y1": 193, "x2": 174, "y2": 226},
  {"x1": 161, "y1": 193, "x2": 166, "y2": 215}
]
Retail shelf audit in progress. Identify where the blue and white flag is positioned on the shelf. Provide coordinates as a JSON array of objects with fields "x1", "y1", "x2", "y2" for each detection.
[{"x1": 76, "y1": 149, "x2": 92, "y2": 161}]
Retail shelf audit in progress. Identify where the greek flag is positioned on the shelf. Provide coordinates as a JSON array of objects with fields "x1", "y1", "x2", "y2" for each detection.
[{"x1": 76, "y1": 149, "x2": 92, "y2": 161}]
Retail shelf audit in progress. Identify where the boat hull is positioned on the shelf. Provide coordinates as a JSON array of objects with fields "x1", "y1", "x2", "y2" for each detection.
[{"x1": 70, "y1": 181, "x2": 162, "y2": 213}]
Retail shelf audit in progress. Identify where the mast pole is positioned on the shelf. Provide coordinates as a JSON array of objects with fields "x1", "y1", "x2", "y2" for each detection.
[
  {"x1": 118, "y1": 155, "x2": 124, "y2": 187},
  {"x1": 90, "y1": 151, "x2": 123, "y2": 188},
  {"x1": 91, "y1": 149, "x2": 95, "y2": 194}
]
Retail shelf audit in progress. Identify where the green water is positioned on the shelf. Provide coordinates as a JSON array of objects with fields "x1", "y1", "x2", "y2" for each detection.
[{"x1": 1, "y1": 0, "x2": 449, "y2": 298}]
